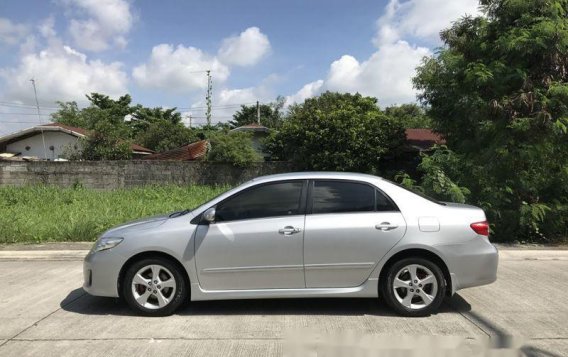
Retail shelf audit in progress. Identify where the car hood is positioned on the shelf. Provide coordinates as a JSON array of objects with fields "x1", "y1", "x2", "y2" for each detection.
[{"x1": 102, "y1": 214, "x2": 170, "y2": 236}]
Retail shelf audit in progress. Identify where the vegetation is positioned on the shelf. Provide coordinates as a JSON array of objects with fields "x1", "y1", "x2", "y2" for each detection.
[
  {"x1": 412, "y1": 0, "x2": 568, "y2": 242},
  {"x1": 53, "y1": 94, "x2": 197, "y2": 157},
  {"x1": 0, "y1": 185, "x2": 228, "y2": 243},
  {"x1": 384, "y1": 104, "x2": 432, "y2": 129},
  {"x1": 206, "y1": 131, "x2": 263, "y2": 167},
  {"x1": 229, "y1": 97, "x2": 286, "y2": 129},
  {"x1": 266, "y1": 92, "x2": 406, "y2": 172}
]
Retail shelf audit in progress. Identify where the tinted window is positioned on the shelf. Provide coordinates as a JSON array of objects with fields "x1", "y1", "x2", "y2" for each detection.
[
  {"x1": 216, "y1": 181, "x2": 303, "y2": 222},
  {"x1": 376, "y1": 189, "x2": 398, "y2": 212},
  {"x1": 312, "y1": 181, "x2": 375, "y2": 214}
]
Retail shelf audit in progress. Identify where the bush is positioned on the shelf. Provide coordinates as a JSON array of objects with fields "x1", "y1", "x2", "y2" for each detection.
[
  {"x1": 267, "y1": 92, "x2": 406, "y2": 173},
  {"x1": 207, "y1": 132, "x2": 263, "y2": 167}
]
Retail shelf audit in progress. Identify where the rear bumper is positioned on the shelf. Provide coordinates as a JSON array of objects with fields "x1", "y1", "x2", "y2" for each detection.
[
  {"x1": 436, "y1": 237, "x2": 498, "y2": 294},
  {"x1": 83, "y1": 249, "x2": 125, "y2": 298}
]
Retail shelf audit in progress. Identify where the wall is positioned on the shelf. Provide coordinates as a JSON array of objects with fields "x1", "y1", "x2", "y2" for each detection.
[
  {"x1": 0, "y1": 161, "x2": 295, "y2": 189},
  {"x1": 6, "y1": 132, "x2": 79, "y2": 160}
]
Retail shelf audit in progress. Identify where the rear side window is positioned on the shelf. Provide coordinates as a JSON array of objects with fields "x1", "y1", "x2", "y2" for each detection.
[
  {"x1": 312, "y1": 181, "x2": 374, "y2": 214},
  {"x1": 312, "y1": 180, "x2": 398, "y2": 214},
  {"x1": 215, "y1": 181, "x2": 304, "y2": 222}
]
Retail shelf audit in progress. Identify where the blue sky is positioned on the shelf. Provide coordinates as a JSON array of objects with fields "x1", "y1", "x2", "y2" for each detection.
[{"x1": 0, "y1": 0, "x2": 480, "y2": 133}]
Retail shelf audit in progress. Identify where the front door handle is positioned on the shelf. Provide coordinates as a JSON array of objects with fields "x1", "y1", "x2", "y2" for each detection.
[
  {"x1": 375, "y1": 222, "x2": 398, "y2": 231},
  {"x1": 278, "y1": 226, "x2": 302, "y2": 235}
]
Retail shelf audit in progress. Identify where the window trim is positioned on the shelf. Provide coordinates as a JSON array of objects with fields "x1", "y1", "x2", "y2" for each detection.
[
  {"x1": 204, "y1": 179, "x2": 309, "y2": 224},
  {"x1": 307, "y1": 179, "x2": 399, "y2": 215}
]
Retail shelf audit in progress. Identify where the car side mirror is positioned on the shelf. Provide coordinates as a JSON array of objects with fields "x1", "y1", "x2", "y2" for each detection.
[{"x1": 202, "y1": 207, "x2": 216, "y2": 224}]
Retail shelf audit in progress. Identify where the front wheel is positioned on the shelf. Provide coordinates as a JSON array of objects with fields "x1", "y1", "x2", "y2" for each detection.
[
  {"x1": 123, "y1": 257, "x2": 188, "y2": 316},
  {"x1": 381, "y1": 257, "x2": 446, "y2": 317}
]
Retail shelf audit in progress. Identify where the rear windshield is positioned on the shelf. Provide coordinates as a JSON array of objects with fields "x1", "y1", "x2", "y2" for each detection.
[{"x1": 385, "y1": 179, "x2": 446, "y2": 205}]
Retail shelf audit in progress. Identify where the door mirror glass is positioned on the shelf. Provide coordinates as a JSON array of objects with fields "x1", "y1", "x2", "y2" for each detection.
[{"x1": 202, "y1": 207, "x2": 216, "y2": 223}]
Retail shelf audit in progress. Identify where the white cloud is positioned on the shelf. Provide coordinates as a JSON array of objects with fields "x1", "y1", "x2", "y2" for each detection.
[
  {"x1": 0, "y1": 18, "x2": 29, "y2": 45},
  {"x1": 286, "y1": 80, "x2": 324, "y2": 106},
  {"x1": 0, "y1": 43, "x2": 128, "y2": 106},
  {"x1": 132, "y1": 44, "x2": 230, "y2": 92},
  {"x1": 59, "y1": 0, "x2": 134, "y2": 52},
  {"x1": 218, "y1": 27, "x2": 271, "y2": 67},
  {"x1": 289, "y1": 0, "x2": 478, "y2": 106},
  {"x1": 374, "y1": 0, "x2": 480, "y2": 46},
  {"x1": 324, "y1": 42, "x2": 430, "y2": 105}
]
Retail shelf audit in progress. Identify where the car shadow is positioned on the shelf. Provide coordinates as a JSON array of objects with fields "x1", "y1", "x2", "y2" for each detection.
[{"x1": 60, "y1": 287, "x2": 471, "y2": 317}]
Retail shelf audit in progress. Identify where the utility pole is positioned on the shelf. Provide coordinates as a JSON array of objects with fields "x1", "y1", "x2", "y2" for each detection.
[
  {"x1": 188, "y1": 114, "x2": 192, "y2": 128},
  {"x1": 256, "y1": 101, "x2": 260, "y2": 125},
  {"x1": 30, "y1": 78, "x2": 48, "y2": 160},
  {"x1": 205, "y1": 70, "x2": 212, "y2": 126}
]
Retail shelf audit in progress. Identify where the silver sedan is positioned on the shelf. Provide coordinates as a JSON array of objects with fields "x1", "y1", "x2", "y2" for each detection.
[{"x1": 83, "y1": 172, "x2": 498, "y2": 317}]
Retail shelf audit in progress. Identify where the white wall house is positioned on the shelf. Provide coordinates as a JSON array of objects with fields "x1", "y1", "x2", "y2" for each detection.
[
  {"x1": 5, "y1": 130, "x2": 80, "y2": 160},
  {"x1": 0, "y1": 123, "x2": 154, "y2": 160}
]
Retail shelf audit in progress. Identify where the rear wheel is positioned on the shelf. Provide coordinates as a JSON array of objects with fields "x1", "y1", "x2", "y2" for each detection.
[
  {"x1": 123, "y1": 257, "x2": 188, "y2": 316},
  {"x1": 381, "y1": 257, "x2": 445, "y2": 317}
]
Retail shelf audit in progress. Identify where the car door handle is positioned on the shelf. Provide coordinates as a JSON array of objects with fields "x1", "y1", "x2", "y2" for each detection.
[
  {"x1": 278, "y1": 226, "x2": 302, "y2": 235},
  {"x1": 375, "y1": 222, "x2": 398, "y2": 231}
]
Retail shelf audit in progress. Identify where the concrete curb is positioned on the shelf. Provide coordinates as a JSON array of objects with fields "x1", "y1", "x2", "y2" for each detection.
[{"x1": 0, "y1": 250, "x2": 88, "y2": 261}]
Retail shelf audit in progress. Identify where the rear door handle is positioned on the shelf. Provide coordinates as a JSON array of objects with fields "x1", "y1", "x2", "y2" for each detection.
[
  {"x1": 375, "y1": 222, "x2": 398, "y2": 231},
  {"x1": 278, "y1": 226, "x2": 302, "y2": 235}
]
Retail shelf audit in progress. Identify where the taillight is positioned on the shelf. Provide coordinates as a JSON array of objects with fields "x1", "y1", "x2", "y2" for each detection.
[{"x1": 470, "y1": 221, "x2": 489, "y2": 236}]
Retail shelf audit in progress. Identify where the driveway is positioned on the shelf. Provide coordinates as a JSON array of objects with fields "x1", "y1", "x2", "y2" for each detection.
[{"x1": 0, "y1": 248, "x2": 566, "y2": 356}]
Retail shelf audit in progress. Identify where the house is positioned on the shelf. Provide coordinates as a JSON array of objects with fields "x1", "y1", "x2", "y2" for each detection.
[
  {"x1": 143, "y1": 140, "x2": 210, "y2": 161},
  {"x1": 0, "y1": 122, "x2": 154, "y2": 161},
  {"x1": 404, "y1": 128, "x2": 445, "y2": 151},
  {"x1": 231, "y1": 123, "x2": 270, "y2": 159}
]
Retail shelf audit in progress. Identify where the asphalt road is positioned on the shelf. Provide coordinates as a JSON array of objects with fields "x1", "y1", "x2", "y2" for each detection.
[{"x1": 0, "y1": 249, "x2": 567, "y2": 356}]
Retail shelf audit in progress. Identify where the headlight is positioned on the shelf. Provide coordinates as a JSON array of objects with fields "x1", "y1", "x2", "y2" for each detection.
[{"x1": 92, "y1": 237, "x2": 123, "y2": 252}]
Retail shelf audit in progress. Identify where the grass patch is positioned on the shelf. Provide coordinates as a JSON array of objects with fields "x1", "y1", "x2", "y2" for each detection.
[{"x1": 0, "y1": 185, "x2": 229, "y2": 243}]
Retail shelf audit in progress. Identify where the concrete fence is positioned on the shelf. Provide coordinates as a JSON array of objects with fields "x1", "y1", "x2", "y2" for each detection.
[{"x1": 0, "y1": 161, "x2": 295, "y2": 189}]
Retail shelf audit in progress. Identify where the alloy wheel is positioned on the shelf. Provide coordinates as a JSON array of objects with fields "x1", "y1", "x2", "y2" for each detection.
[
  {"x1": 392, "y1": 264, "x2": 438, "y2": 310},
  {"x1": 131, "y1": 264, "x2": 177, "y2": 310}
]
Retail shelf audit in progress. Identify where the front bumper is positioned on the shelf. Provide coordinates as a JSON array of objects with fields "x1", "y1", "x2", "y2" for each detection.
[
  {"x1": 83, "y1": 249, "x2": 126, "y2": 298},
  {"x1": 436, "y1": 237, "x2": 498, "y2": 294}
]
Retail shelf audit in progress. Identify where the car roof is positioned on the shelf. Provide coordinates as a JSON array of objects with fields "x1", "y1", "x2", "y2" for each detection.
[{"x1": 250, "y1": 171, "x2": 384, "y2": 183}]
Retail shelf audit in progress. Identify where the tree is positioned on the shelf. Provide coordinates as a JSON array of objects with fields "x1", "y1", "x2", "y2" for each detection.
[
  {"x1": 384, "y1": 104, "x2": 432, "y2": 128},
  {"x1": 229, "y1": 96, "x2": 285, "y2": 129},
  {"x1": 51, "y1": 101, "x2": 87, "y2": 128},
  {"x1": 267, "y1": 92, "x2": 406, "y2": 172},
  {"x1": 136, "y1": 120, "x2": 196, "y2": 152},
  {"x1": 207, "y1": 131, "x2": 262, "y2": 167},
  {"x1": 413, "y1": 0, "x2": 568, "y2": 241}
]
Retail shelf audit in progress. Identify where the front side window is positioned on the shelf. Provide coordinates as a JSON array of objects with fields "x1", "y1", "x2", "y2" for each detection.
[{"x1": 215, "y1": 181, "x2": 304, "y2": 222}]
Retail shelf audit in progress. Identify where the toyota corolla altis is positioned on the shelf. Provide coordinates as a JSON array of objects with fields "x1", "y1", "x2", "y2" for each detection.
[{"x1": 84, "y1": 172, "x2": 498, "y2": 317}]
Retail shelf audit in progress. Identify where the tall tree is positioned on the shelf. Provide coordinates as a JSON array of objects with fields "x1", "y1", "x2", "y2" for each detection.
[
  {"x1": 413, "y1": 0, "x2": 568, "y2": 241},
  {"x1": 229, "y1": 96, "x2": 285, "y2": 129},
  {"x1": 267, "y1": 92, "x2": 405, "y2": 172},
  {"x1": 384, "y1": 104, "x2": 432, "y2": 128}
]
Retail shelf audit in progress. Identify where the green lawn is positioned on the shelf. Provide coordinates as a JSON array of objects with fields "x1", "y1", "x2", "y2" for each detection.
[{"x1": 0, "y1": 185, "x2": 229, "y2": 243}]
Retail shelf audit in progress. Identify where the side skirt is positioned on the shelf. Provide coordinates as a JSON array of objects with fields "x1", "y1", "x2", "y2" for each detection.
[{"x1": 190, "y1": 278, "x2": 379, "y2": 301}]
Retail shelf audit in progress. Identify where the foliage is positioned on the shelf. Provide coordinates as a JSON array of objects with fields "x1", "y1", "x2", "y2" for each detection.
[
  {"x1": 384, "y1": 103, "x2": 432, "y2": 128},
  {"x1": 267, "y1": 92, "x2": 406, "y2": 172},
  {"x1": 229, "y1": 96, "x2": 285, "y2": 129},
  {"x1": 413, "y1": 0, "x2": 568, "y2": 241},
  {"x1": 51, "y1": 93, "x2": 200, "y2": 157},
  {"x1": 0, "y1": 185, "x2": 228, "y2": 243},
  {"x1": 206, "y1": 131, "x2": 263, "y2": 167}
]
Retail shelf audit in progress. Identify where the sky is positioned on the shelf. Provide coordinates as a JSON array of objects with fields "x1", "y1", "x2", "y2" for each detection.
[{"x1": 0, "y1": 0, "x2": 480, "y2": 134}]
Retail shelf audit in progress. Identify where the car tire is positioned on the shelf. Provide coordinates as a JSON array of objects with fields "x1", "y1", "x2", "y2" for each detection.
[
  {"x1": 381, "y1": 257, "x2": 446, "y2": 317},
  {"x1": 122, "y1": 257, "x2": 188, "y2": 316}
]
